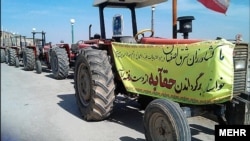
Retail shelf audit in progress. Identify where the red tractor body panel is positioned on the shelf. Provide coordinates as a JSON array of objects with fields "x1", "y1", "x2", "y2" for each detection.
[{"x1": 43, "y1": 45, "x2": 51, "y2": 52}]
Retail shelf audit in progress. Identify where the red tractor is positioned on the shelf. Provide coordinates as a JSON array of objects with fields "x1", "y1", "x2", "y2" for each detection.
[
  {"x1": 46, "y1": 25, "x2": 97, "y2": 79},
  {"x1": 72, "y1": 0, "x2": 249, "y2": 140},
  {"x1": 0, "y1": 30, "x2": 8, "y2": 63},
  {"x1": 23, "y1": 31, "x2": 72, "y2": 79},
  {"x1": 23, "y1": 31, "x2": 50, "y2": 72},
  {"x1": 0, "y1": 46, "x2": 6, "y2": 63},
  {"x1": 7, "y1": 35, "x2": 27, "y2": 67}
]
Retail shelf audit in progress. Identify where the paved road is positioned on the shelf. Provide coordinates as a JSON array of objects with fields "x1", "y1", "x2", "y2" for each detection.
[{"x1": 1, "y1": 63, "x2": 217, "y2": 141}]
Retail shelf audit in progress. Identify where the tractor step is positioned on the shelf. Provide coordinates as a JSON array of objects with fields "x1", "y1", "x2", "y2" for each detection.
[{"x1": 226, "y1": 92, "x2": 250, "y2": 125}]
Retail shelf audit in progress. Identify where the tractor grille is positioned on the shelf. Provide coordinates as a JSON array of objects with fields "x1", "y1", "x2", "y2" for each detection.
[{"x1": 233, "y1": 43, "x2": 249, "y2": 95}]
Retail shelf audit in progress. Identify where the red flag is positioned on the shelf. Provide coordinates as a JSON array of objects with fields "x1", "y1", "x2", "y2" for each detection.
[{"x1": 198, "y1": 0, "x2": 230, "y2": 14}]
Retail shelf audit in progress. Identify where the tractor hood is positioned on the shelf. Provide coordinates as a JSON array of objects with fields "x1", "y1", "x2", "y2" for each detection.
[{"x1": 93, "y1": 0, "x2": 168, "y2": 8}]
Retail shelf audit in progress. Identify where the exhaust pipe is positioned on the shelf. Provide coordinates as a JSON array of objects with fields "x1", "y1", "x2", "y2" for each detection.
[{"x1": 89, "y1": 24, "x2": 92, "y2": 40}]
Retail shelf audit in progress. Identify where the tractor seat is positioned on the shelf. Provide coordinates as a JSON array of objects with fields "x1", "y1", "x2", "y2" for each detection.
[
  {"x1": 120, "y1": 36, "x2": 137, "y2": 43},
  {"x1": 71, "y1": 44, "x2": 78, "y2": 53}
]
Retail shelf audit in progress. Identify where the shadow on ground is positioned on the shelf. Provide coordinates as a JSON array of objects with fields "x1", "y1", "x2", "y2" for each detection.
[
  {"x1": 44, "y1": 70, "x2": 74, "y2": 80},
  {"x1": 108, "y1": 96, "x2": 145, "y2": 134},
  {"x1": 57, "y1": 94, "x2": 215, "y2": 141},
  {"x1": 190, "y1": 123, "x2": 214, "y2": 141},
  {"x1": 57, "y1": 93, "x2": 82, "y2": 119},
  {"x1": 119, "y1": 136, "x2": 145, "y2": 141}
]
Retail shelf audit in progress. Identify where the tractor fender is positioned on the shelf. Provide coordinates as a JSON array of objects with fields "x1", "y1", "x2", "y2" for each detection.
[
  {"x1": 140, "y1": 37, "x2": 202, "y2": 44},
  {"x1": 78, "y1": 43, "x2": 92, "y2": 49}
]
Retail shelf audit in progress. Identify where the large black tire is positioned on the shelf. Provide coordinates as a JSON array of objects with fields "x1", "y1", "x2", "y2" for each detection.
[
  {"x1": 51, "y1": 47, "x2": 69, "y2": 79},
  {"x1": 36, "y1": 60, "x2": 42, "y2": 74},
  {"x1": 5, "y1": 48, "x2": 9, "y2": 64},
  {"x1": 5, "y1": 55, "x2": 8, "y2": 64},
  {"x1": 1, "y1": 49, "x2": 5, "y2": 63},
  {"x1": 74, "y1": 47, "x2": 115, "y2": 121},
  {"x1": 144, "y1": 99, "x2": 191, "y2": 141},
  {"x1": 15, "y1": 57, "x2": 20, "y2": 68},
  {"x1": 8, "y1": 48, "x2": 16, "y2": 66},
  {"x1": 23, "y1": 48, "x2": 35, "y2": 71}
]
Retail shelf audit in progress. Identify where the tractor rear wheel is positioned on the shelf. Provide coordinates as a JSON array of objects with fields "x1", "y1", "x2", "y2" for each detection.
[
  {"x1": 23, "y1": 48, "x2": 35, "y2": 71},
  {"x1": 144, "y1": 99, "x2": 191, "y2": 141},
  {"x1": 8, "y1": 48, "x2": 16, "y2": 66},
  {"x1": 51, "y1": 47, "x2": 69, "y2": 79},
  {"x1": 74, "y1": 47, "x2": 115, "y2": 121},
  {"x1": 1, "y1": 49, "x2": 5, "y2": 63}
]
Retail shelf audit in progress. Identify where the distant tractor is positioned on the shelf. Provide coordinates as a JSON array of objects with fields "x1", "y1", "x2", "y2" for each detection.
[
  {"x1": 0, "y1": 45, "x2": 7, "y2": 63},
  {"x1": 7, "y1": 36, "x2": 18, "y2": 66},
  {"x1": 23, "y1": 31, "x2": 70, "y2": 79},
  {"x1": 72, "y1": 0, "x2": 250, "y2": 141},
  {"x1": 47, "y1": 25, "x2": 97, "y2": 79},
  {"x1": 0, "y1": 30, "x2": 7, "y2": 63},
  {"x1": 49, "y1": 42, "x2": 71, "y2": 79},
  {"x1": 23, "y1": 31, "x2": 48, "y2": 72},
  {"x1": 6, "y1": 35, "x2": 26, "y2": 67},
  {"x1": 0, "y1": 47, "x2": 6, "y2": 63},
  {"x1": 48, "y1": 39, "x2": 94, "y2": 79}
]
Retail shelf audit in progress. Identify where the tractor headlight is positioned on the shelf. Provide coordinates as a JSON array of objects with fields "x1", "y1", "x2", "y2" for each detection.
[{"x1": 234, "y1": 59, "x2": 246, "y2": 71}]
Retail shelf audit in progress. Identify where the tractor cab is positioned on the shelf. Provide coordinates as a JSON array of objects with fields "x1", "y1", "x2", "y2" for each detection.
[
  {"x1": 10, "y1": 35, "x2": 26, "y2": 51},
  {"x1": 91, "y1": 0, "x2": 168, "y2": 43},
  {"x1": 16, "y1": 35, "x2": 26, "y2": 55},
  {"x1": 10, "y1": 36, "x2": 18, "y2": 47},
  {"x1": 7, "y1": 35, "x2": 27, "y2": 66},
  {"x1": 89, "y1": 0, "x2": 202, "y2": 45},
  {"x1": 23, "y1": 30, "x2": 53, "y2": 73},
  {"x1": 31, "y1": 31, "x2": 51, "y2": 55}
]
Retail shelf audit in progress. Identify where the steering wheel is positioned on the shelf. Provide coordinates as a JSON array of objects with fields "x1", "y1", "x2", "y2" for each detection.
[
  {"x1": 134, "y1": 29, "x2": 154, "y2": 42},
  {"x1": 76, "y1": 40, "x2": 84, "y2": 45}
]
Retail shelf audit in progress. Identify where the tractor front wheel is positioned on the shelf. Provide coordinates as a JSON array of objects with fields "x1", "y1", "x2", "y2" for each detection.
[
  {"x1": 144, "y1": 99, "x2": 191, "y2": 141},
  {"x1": 36, "y1": 60, "x2": 42, "y2": 74},
  {"x1": 51, "y1": 47, "x2": 69, "y2": 79},
  {"x1": 74, "y1": 47, "x2": 115, "y2": 121}
]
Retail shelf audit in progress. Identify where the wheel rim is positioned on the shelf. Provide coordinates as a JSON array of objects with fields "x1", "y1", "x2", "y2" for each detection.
[
  {"x1": 149, "y1": 112, "x2": 176, "y2": 141},
  {"x1": 77, "y1": 63, "x2": 91, "y2": 106}
]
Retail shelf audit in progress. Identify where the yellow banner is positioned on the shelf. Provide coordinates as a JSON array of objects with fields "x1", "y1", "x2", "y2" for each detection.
[{"x1": 111, "y1": 39, "x2": 235, "y2": 105}]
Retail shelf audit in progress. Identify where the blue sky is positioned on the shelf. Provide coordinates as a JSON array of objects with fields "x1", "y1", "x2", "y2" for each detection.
[{"x1": 1, "y1": 0, "x2": 249, "y2": 43}]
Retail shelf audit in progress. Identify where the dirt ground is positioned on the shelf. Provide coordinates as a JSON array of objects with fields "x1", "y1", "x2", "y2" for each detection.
[{"x1": 1, "y1": 63, "x2": 218, "y2": 141}]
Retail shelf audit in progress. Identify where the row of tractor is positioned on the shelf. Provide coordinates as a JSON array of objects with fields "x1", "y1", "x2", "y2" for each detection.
[
  {"x1": 1, "y1": 30, "x2": 87, "y2": 80},
  {"x1": 1, "y1": 0, "x2": 250, "y2": 140}
]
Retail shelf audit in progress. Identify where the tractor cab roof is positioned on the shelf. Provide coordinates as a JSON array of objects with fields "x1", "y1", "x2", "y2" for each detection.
[
  {"x1": 92, "y1": 0, "x2": 168, "y2": 39},
  {"x1": 93, "y1": 0, "x2": 168, "y2": 8}
]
